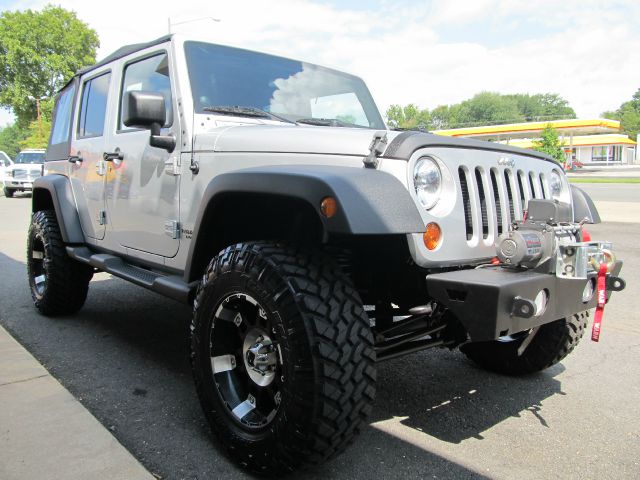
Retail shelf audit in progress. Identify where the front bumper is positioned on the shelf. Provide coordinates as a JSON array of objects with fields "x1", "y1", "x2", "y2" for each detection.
[
  {"x1": 426, "y1": 261, "x2": 624, "y2": 342},
  {"x1": 5, "y1": 180, "x2": 34, "y2": 190}
]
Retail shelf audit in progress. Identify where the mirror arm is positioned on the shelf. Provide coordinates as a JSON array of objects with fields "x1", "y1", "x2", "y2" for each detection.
[{"x1": 149, "y1": 121, "x2": 176, "y2": 153}]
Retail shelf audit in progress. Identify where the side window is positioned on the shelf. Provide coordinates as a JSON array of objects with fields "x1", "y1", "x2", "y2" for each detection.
[
  {"x1": 78, "y1": 72, "x2": 111, "y2": 138},
  {"x1": 120, "y1": 53, "x2": 172, "y2": 130},
  {"x1": 50, "y1": 84, "x2": 76, "y2": 145}
]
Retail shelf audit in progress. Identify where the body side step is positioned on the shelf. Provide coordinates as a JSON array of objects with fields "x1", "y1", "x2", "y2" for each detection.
[{"x1": 66, "y1": 246, "x2": 196, "y2": 304}]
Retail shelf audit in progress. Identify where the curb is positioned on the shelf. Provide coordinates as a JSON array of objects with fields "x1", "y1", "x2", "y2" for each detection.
[{"x1": 0, "y1": 325, "x2": 156, "y2": 480}]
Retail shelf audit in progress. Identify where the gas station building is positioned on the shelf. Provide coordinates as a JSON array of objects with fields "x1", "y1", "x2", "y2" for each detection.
[{"x1": 434, "y1": 119, "x2": 637, "y2": 165}]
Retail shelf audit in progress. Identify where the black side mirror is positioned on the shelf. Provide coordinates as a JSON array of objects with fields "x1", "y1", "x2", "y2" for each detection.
[{"x1": 123, "y1": 91, "x2": 175, "y2": 153}]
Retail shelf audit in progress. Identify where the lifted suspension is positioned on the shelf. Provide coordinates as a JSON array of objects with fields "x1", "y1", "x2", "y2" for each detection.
[{"x1": 372, "y1": 304, "x2": 458, "y2": 362}]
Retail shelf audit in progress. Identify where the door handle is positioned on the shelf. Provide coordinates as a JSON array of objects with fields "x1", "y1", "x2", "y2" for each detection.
[
  {"x1": 68, "y1": 155, "x2": 83, "y2": 164},
  {"x1": 103, "y1": 150, "x2": 124, "y2": 162}
]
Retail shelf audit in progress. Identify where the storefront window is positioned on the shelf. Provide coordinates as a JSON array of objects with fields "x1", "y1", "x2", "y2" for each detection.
[{"x1": 591, "y1": 145, "x2": 622, "y2": 162}]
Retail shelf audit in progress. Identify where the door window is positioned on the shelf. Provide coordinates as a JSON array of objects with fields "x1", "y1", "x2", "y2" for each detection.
[
  {"x1": 78, "y1": 72, "x2": 111, "y2": 138},
  {"x1": 120, "y1": 53, "x2": 173, "y2": 130}
]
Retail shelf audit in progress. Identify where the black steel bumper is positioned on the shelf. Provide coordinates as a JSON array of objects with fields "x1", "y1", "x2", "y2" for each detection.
[{"x1": 426, "y1": 262, "x2": 624, "y2": 342}]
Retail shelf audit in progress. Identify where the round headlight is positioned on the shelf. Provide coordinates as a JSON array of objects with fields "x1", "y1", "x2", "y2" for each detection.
[
  {"x1": 549, "y1": 170, "x2": 563, "y2": 200},
  {"x1": 414, "y1": 157, "x2": 442, "y2": 209}
]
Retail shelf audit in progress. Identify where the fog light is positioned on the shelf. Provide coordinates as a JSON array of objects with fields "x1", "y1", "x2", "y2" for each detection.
[
  {"x1": 582, "y1": 278, "x2": 595, "y2": 303},
  {"x1": 423, "y1": 222, "x2": 442, "y2": 250},
  {"x1": 534, "y1": 289, "x2": 548, "y2": 316}
]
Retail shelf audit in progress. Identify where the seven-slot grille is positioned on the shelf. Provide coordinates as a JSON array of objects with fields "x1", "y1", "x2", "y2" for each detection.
[{"x1": 458, "y1": 166, "x2": 551, "y2": 242}]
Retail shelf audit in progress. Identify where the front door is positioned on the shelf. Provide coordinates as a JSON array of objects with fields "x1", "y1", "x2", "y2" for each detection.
[
  {"x1": 104, "y1": 51, "x2": 180, "y2": 257},
  {"x1": 69, "y1": 70, "x2": 112, "y2": 241}
]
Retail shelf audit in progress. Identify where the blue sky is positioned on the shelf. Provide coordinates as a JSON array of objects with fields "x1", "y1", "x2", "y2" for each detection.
[{"x1": 1, "y1": 0, "x2": 639, "y2": 127}]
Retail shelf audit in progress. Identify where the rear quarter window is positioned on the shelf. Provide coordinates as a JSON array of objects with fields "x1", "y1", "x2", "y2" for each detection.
[
  {"x1": 50, "y1": 84, "x2": 76, "y2": 145},
  {"x1": 78, "y1": 72, "x2": 111, "y2": 138}
]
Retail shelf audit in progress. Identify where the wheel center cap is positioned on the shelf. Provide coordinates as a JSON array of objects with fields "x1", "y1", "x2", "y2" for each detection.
[{"x1": 243, "y1": 330, "x2": 278, "y2": 387}]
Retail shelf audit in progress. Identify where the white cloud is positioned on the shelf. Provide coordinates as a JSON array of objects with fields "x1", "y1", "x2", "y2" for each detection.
[
  {"x1": 429, "y1": 0, "x2": 497, "y2": 25},
  {"x1": 4, "y1": 0, "x2": 640, "y2": 119}
]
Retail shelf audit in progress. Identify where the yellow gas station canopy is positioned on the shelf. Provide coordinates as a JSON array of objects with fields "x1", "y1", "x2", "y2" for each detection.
[
  {"x1": 504, "y1": 134, "x2": 636, "y2": 149},
  {"x1": 435, "y1": 118, "x2": 621, "y2": 140}
]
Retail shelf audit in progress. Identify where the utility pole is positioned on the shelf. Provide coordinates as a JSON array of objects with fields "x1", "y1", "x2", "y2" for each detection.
[
  {"x1": 36, "y1": 98, "x2": 42, "y2": 137},
  {"x1": 28, "y1": 95, "x2": 45, "y2": 139}
]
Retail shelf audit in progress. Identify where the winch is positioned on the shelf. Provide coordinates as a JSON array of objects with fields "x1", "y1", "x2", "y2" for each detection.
[{"x1": 495, "y1": 199, "x2": 578, "y2": 270}]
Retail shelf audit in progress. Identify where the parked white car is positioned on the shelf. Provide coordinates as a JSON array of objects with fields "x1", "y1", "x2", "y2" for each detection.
[
  {"x1": 3, "y1": 149, "x2": 45, "y2": 197},
  {"x1": 1, "y1": 151, "x2": 13, "y2": 188}
]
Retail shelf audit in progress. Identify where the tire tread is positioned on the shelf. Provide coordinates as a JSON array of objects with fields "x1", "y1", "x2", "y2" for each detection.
[
  {"x1": 460, "y1": 311, "x2": 589, "y2": 375},
  {"x1": 191, "y1": 242, "x2": 375, "y2": 474},
  {"x1": 28, "y1": 210, "x2": 93, "y2": 316}
]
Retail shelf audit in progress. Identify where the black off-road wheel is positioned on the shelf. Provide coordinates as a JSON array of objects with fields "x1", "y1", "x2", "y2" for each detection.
[
  {"x1": 460, "y1": 311, "x2": 589, "y2": 375},
  {"x1": 27, "y1": 210, "x2": 94, "y2": 316},
  {"x1": 4, "y1": 187, "x2": 15, "y2": 197},
  {"x1": 191, "y1": 242, "x2": 376, "y2": 475}
]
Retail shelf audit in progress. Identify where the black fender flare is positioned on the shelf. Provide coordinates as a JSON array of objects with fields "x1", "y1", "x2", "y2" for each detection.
[
  {"x1": 184, "y1": 165, "x2": 425, "y2": 281},
  {"x1": 32, "y1": 175, "x2": 85, "y2": 243},
  {"x1": 570, "y1": 184, "x2": 601, "y2": 224}
]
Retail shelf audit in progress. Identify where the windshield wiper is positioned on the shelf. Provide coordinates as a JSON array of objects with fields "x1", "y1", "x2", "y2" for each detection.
[
  {"x1": 296, "y1": 117, "x2": 367, "y2": 128},
  {"x1": 202, "y1": 105, "x2": 294, "y2": 124}
]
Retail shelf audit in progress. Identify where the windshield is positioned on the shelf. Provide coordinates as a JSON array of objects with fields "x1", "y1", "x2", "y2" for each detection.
[
  {"x1": 184, "y1": 41, "x2": 385, "y2": 129},
  {"x1": 15, "y1": 152, "x2": 45, "y2": 164}
]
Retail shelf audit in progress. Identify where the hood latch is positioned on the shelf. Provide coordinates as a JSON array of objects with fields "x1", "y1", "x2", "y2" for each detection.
[{"x1": 363, "y1": 131, "x2": 388, "y2": 169}]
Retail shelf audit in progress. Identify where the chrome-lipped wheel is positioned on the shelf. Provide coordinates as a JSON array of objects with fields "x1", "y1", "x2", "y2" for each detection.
[{"x1": 210, "y1": 293, "x2": 283, "y2": 430}]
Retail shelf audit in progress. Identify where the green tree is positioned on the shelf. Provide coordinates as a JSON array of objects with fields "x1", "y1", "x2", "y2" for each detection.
[
  {"x1": 385, "y1": 103, "x2": 431, "y2": 130},
  {"x1": 532, "y1": 125, "x2": 566, "y2": 163},
  {"x1": 455, "y1": 91, "x2": 525, "y2": 126},
  {"x1": 602, "y1": 88, "x2": 640, "y2": 140},
  {"x1": 0, "y1": 5, "x2": 99, "y2": 126},
  {"x1": 18, "y1": 117, "x2": 52, "y2": 149},
  {"x1": 387, "y1": 92, "x2": 575, "y2": 130},
  {"x1": 0, "y1": 123, "x2": 28, "y2": 158},
  {"x1": 507, "y1": 93, "x2": 576, "y2": 121},
  {"x1": 429, "y1": 104, "x2": 461, "y2": 130}
]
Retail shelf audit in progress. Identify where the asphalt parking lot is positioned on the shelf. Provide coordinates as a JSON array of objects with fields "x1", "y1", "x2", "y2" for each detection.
[{"x1": 0, "y1": 193, "x2": 638, "y2": 479}]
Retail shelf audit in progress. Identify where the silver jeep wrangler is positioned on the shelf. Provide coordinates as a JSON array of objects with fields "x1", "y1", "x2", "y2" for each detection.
[{"x1": 30, "y1": 35, "x2": 624, "y2": 474}]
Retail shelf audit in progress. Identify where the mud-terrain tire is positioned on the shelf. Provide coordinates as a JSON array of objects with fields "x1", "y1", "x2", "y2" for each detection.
[
  {"x1": 27, "y1": 210, "x2": 93, "y2": 315},
  {"x1": 460, "y1": 311, "x2": 589, "y2": 375},
  {"x1": 191, "y1": 242, "x2": 376, "y2": 475},
  {"x1": 4, "y1": 187, "x2": 14, "y2": 197}
]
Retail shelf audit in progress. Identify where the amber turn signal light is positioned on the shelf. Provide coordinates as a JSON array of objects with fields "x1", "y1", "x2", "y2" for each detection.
[
  {"x1": 423, "y1": 222, "x2": 442, "y2": 250},
  {"x1": 320, "y1": 197, "x2": 337, "y2": 218}
]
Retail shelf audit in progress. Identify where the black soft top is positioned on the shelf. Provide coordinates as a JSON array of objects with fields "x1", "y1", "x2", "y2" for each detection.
[{"x1": 65, "y1": 35, "x2": 172, "y2": 86}]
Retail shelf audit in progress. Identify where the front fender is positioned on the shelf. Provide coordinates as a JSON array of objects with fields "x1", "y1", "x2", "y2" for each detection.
[
  {"x1": 196, "y1": 165, "x2": 424, "y2": 235},
  {"x1": 184, "y1": 165, "x2": 425, "y2": 281}
]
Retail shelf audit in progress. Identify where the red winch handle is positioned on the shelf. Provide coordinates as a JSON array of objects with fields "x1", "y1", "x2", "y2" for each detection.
[{"x1": 591, "y1": 263, "x2": 608, "y2": 342}]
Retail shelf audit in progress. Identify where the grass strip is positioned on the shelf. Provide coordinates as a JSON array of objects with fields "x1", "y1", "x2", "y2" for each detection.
[{"x1": 568, "y1": 177, "x2": 640, "y2": 184}]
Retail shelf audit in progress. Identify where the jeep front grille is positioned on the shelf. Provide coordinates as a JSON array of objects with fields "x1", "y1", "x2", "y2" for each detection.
[{"x1": 458, "y1": 166, "x2": 550, "y2": 243}]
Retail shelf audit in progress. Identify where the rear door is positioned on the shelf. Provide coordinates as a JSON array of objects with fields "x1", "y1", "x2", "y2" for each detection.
[
  {"x1": 69, "y1": 70, "x2": 113, "y2": 240},
  {"x1": 104, "y1": 49, "x2": 180, "y2": 257}
]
